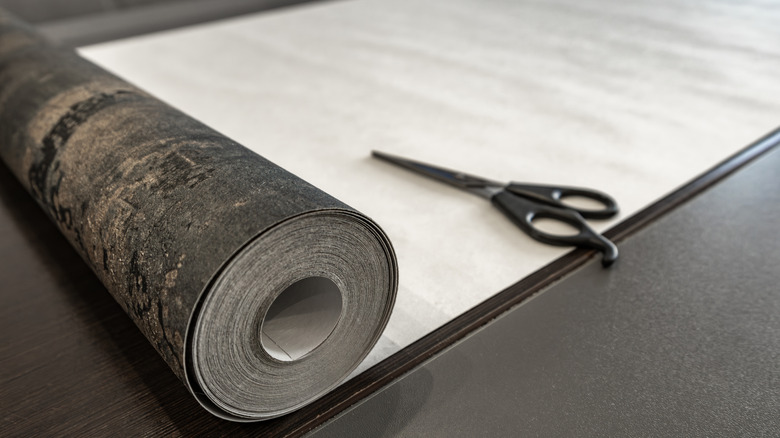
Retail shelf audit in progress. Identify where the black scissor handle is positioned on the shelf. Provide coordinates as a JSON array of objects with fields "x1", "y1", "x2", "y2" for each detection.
[
  {"x1": 491, "y1": 190, "x2": 618, "y2": 266},
  {"x1": 504, "y1": 182, "x2": 619, "y2": 220}
]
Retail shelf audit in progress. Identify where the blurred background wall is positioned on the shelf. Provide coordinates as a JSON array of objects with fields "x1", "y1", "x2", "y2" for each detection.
[{"x1": 0, "y1": 0, "x2": 322, "y2": 46}]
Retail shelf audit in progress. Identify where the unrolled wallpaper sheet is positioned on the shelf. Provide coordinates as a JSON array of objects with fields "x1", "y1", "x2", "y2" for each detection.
[
  {"x1": 0, "y1": 11, "x2": 397, "y2": 421},
  {"x1": 78, "y1": 0, "x2": 780, "y2": 375}
]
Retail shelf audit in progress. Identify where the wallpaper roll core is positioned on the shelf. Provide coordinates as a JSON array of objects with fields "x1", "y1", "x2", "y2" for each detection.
[
  {"x1": 192, "y1": 210, "x2": 396, "y2": 419},
  {"x1": 0, "y1": 10, "x2": 397, "y2": 421}
]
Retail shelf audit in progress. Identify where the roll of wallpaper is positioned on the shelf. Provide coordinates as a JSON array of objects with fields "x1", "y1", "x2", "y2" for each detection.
[{"x1": 0, "y1": 10, "x2": 397, "y2": 421}]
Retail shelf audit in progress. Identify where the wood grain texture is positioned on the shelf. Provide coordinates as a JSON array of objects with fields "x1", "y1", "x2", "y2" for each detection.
[{"x1": 0, "y1": 160, "x2": 206, "y2": 436}]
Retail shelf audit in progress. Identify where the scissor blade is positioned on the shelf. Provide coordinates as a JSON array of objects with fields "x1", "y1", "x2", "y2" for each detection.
[{"x1": 372, "y1": 151, "x2": 503, "y2": 199}]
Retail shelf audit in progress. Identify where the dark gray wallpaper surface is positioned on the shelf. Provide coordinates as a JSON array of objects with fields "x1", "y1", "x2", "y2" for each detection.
[{"x1": 0, "y1": 10, "x2": 397, "y2": 421}]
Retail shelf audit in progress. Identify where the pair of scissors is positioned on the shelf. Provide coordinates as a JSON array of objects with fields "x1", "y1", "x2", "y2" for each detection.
[{"x1": 372, "y1": 151, "x2": 619, "y2": 267}]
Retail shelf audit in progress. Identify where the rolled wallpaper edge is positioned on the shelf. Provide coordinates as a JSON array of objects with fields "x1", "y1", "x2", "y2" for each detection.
[{"x1": 0, "y1": 9, "x2": 397, "y2": 421}]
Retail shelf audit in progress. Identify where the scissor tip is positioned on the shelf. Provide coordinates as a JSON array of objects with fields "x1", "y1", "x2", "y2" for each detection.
[{"x1": 371, "y1": 150, "x2": 401, "y2": 164}]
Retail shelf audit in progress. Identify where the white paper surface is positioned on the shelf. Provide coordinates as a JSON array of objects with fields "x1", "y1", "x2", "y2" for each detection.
[{"x1": 79, "y1": 0, "x2": 780, "y2": 372}]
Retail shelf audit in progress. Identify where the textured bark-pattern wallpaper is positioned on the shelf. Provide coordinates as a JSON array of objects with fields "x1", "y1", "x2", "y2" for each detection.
[{"x1": 0, "y1": 9, "x2": 397, "y2": 421}]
